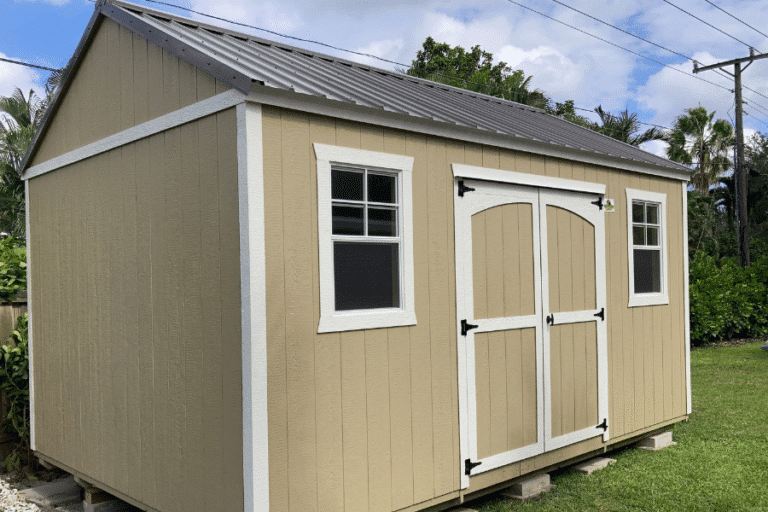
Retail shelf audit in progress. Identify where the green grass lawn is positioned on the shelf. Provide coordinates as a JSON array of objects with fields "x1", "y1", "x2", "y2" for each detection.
[{"x1": 472, "y1": 341, "x2": 768, "y2": 512}]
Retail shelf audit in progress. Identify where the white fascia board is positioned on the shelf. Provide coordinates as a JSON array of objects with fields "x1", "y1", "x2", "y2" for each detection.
[
  {"x1": 25, "y1": 180, "x2": 35, "y2": 451},
  {"x1": 23, "y1": 90, "x2": 245, "y2": 180},
  {"x1": 245, "y1": 87, "x2": 692, "y2": 182},
  {"x1": 237, "y1": 102, "x2": 269, "y2": 511},
  {"x1": 452, "y1": 163, "x2": 606, "y2": 195},
  {"x1": 683, "y1": 183, "x2": 691, "y2": 414}
]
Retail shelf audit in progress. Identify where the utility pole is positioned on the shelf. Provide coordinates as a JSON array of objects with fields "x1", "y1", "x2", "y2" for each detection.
[{"x1": 694, "y1": 49, "x2": 768, "y2": 267}]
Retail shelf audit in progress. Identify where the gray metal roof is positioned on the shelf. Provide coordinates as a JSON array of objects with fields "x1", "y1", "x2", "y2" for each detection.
[{"x1": 23, "y1": 0, "x2": 692, "y2": 176}]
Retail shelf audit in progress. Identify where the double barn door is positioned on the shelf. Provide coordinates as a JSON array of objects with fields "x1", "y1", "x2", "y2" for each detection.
[{"x1": 455, "y1": 174, "x2": 609, "y2": 485}]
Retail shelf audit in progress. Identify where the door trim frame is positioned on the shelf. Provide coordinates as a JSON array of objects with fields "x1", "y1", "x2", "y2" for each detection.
[
  {"x1": 452, "y1": 164, "x2": 606, "y2": 196},
  {"x1": 453, "y1": 165, "x2": 606, "y2": 489}
]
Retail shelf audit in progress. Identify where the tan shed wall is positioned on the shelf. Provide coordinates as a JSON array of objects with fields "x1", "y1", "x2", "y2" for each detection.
[
  {"x1": 262, "y1": 105, "x2": 688, "y2": 512},
  {"x1": 29, "y1": 109, "x2": 243, "y2": 512},
  {"x1": 30, "y1": 17, "x2": 230, "y2": 167}
]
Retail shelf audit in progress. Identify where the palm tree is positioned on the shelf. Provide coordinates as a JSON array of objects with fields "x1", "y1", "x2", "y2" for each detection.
[
  {"x1": 590, "y1": 106, "x2": 665, "y2": 146},
  {"x1": 0, "y1": 88, "x2": 47, "y2": 237},
  {"x1": 665, "y1": 106, "x2": 734, "y2": 195}
]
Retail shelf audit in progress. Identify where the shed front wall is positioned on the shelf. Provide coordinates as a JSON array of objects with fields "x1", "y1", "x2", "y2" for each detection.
[
  {"x1": 28, "y1": 108, "x2": 244, "y2": 512},
  {"x1": 262, "y1": 104, "x2": 688, "y2": 512}
]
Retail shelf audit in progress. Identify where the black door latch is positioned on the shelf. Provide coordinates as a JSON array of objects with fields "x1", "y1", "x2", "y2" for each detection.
[
  {"x1": 461, "y1": 319, "x2": 479, "y2": 336},
  {"x1": 591, "y1": 196, "x2": 604, "y2": 210},
  {"x1": 546, "y1": 314, "x2": 554, "y2": 326},
  {"x1": 458, "y1": 180, "x2": 476, "y2": 197},
  {"x1": 465, "y1": 458, "x2": 482, "y2": 475}
]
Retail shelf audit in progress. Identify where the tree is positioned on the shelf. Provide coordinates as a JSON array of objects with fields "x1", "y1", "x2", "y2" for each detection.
[
  {"x1": 589, "y1": 106, "x2": 665, "y2": 146},
  {"x1": 0, "y1": 88, "x2": 46, "y2": 238},
  {"x1": 406, "y1": 37, "x2": 550, "y2": 109},
  {"x1": 665, "y1": 106, "x2": 733, "y2": 195}
]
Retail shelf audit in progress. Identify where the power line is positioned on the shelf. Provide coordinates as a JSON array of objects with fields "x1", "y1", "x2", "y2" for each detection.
[
  {"x1": 139, "y1": 0, "x2": 406, "y2": 68},
  {"x1": 0, "y1": 56, "x2": 60, "y2": 73},
  {"x1": 546, "y1": 0, "x2": 768, "y2": 117},
  {"x1": 661, "y1": 0, "x2": 753, "y2": 48},
  {"x1": 505, "y1": 0, "x2": 731, "y2": 92},
  {"x1": 703, "y1": 0, "x2": 768, "y2": 40}
]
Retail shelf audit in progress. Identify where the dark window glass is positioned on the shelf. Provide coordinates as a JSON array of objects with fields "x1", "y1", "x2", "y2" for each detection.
[
  {"x1": 647, "y1": 226, "x2": 659, "y2": 246},
  {"x1": 332, "y1": 205, "x2": 364, "y2": 235},
  {"x1": 334, "y1": 242, "x2": 400, "y2": 310},
  {"x1": 632, "y1": 202, "x2": 644, "y2": 223},
  {"x1": 368, "y1": 208, "x2": 397, "y2": 236},
  {"x1": 633, "y1": 226, "x2": 645, "y2": 245},
  {"x1": 646, "y1": 204, "x2": 659, "y2": 224},
  {"x1": 332, "y1": 170, "x2": 364, "y2": 201},
  {"x1": 634, "y1": 249, "x2": 661, "y2": 293},
  {"x1": 368, "y1": 173, "x2": 396, "y2": 203}
]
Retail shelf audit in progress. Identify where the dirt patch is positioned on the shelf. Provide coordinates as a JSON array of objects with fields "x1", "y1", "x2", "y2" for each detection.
[{"x1": 693, "y1": 336, "x2": 768, "y2": 350}]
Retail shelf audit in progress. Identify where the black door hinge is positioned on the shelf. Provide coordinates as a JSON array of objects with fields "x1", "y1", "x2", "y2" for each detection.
[
  {"x1": 458, "y1": 180, "x2": 476, "y2": 197},
  {"x1": 591, "y1": 196, "x2": 604, "y2": 210},
  {"x1": 465, "y1": 458, "x2": 482, "y2": 476},
  {"x1": 546, "y1": 314, "x2": 554, "y2": 326},
  {"x1": 594, "y1": 307, "x2": 605, "y2": 321},
  {"x1": 461, "y1": 319, "x2": 479, "y2": 336},
  {"x1": 597, "y1": 418, "x2": 608, "y2": 432}
]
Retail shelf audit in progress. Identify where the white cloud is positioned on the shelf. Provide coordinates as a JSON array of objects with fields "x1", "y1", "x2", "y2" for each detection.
[
  {"x1": 189, "y1": 0, "x2": 304, "y2": 34},
  {"x1": 0, "y1": 54, "x2": 44, "y2": 101}
]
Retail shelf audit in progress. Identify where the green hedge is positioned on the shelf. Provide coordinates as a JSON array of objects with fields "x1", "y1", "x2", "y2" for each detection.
[{"x1": 689, "y1": 252, "x2": 768, "y2": 345}]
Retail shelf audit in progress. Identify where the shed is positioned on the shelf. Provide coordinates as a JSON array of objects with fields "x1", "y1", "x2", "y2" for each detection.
[{"x1": 21, "y1": 1, "x2": 692, "y2": 511}]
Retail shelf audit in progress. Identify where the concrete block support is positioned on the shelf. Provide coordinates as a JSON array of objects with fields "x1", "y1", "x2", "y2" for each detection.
[
  {"x1": 637, "y1": 431, "x2": 676, "y2": 451},
  {"x1": 501, "y1": 473, "x2": 555, "y2": 501},
  {"x1": 572, "y1": 457, "x2": 616, "y2": 475}
]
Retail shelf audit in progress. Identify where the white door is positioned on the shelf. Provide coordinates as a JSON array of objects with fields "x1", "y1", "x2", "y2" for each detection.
[{"x1": 455, "y1": 178, "x2": 608, "y2": 485}]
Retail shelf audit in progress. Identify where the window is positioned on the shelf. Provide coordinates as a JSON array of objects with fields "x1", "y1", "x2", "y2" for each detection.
[
  {"x1": 626, "y1": 188, "x2": 668, "y2": 307},
  {"x1": 314, "y1": 143, "x2": 416, "y2": 333}
]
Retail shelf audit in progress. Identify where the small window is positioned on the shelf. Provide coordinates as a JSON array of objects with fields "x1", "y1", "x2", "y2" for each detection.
[
  {"x1": 626, "y1": 189, "x2": 668, "y2": 307},
  {"x1": 314, "y1": 144, "x2": 416, "y2": 332}
]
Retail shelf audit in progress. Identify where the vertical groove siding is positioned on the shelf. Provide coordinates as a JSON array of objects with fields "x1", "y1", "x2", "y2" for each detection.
[
  {"x1": 262, "y1": 105, "x2": 688, "y2": 512},
  {"x1": 28, "y1": 109, "x2": 243, "y2": 512},
  {"x1": 30, "y1": 18, "x2": 229, "y2": 167}
]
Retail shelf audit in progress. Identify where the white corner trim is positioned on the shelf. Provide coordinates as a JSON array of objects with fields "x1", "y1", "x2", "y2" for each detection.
[
  {"x1": 25, "y1": 180, "x2": 34, "y2": 451},
  {"x1": 683, "y1": 184, "x2": 691, "y2": 415},
  {"x1": 451, "y1": 163, "x2": 606, "y2": 195},
  {"x1": 626, "y1": 188, "x2": 669, "y2": 308},
  {"x1": 23, "y1": 90, "x2": 246, "y2": 180},
  {"x1": 314, "y1": 143, "x2": 416, "y2": 333},
  {"x1": 237, "y1": 102, "x2": 268, "y2": 512},
  {"x1": 246, "y1": 88, "x2": 692, "y2": 182}
]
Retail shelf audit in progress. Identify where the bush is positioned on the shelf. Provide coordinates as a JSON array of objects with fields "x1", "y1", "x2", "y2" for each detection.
[
  {"x1": 689, "y1": 253, "x2": 768, "y2": 345},
  {"x1": 0, "y1": 313, "x2": 29, "y2": 470},
  {"x1": 0, "y1": 236, "x2": 26, "y2": 304}
]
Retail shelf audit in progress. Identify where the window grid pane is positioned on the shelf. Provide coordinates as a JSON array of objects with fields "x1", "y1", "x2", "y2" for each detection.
[
  {"x1": 631, "y1": 198, "x2": 663, "y2": 294},
  {"x1": 331, "y1": 166, "x2": 402, "y2": 312}
]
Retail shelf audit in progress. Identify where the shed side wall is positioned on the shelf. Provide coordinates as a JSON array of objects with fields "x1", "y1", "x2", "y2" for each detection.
[
  {"x1": 28, "y1": 108, "x2": 243, "y2": 512},
  {"x1": 262, "y1": 105, "x2": 687, "y2": 512},
  {"x1": 30, "y1": 17, "x2": 230, "y2": 167}
]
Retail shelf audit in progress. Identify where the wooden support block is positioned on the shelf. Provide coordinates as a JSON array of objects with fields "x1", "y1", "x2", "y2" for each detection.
[
  {"x1": 572, "y1": 457, "x2": 616, "y2": 475},
  {"x1": 637, "y1": 431, "x2": 676, "y2": 451},
  {"x1": 85, "y1": 488, "x2": 118, "y2": 505},
  {"x1": 501, "y1": 473, "x2": 555, "y2": 501}
]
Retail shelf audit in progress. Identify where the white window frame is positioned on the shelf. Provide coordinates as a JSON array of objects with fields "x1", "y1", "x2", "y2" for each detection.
[
  {"x1": 626, "y1": 188, "x2": 669, "y2": 307},
  {"x1": 314, "y1": 143, "x2": 416, "y2": 333}
]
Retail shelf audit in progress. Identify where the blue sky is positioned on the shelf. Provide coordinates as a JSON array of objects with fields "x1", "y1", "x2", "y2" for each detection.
[{"x1": 2, "y1": 0, "x2": 768, "y2": 157}]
